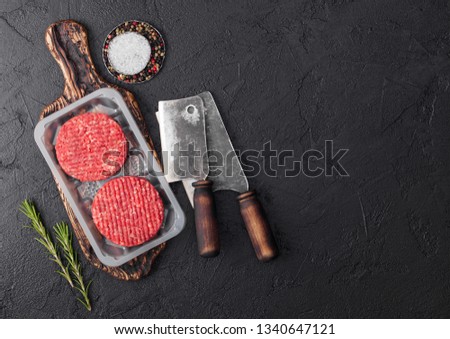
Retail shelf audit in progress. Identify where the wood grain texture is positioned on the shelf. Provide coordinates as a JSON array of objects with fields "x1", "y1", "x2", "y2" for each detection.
[
  {"x1": 192, "y1": 180, "x2": 220, "y2": 257},
  {"x1": 237, "y1": 191, "x2": 278, "y2": 262},
  {"x1": 39, "y1": 20, "x2": 165, "y2": 280}
]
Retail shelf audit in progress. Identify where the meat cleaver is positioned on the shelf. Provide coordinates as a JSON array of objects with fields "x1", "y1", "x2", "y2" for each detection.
[
  {"x1": 156, "y1": 96, "x2": 220, "y2": 257},
  {"x1": 183, "y1": 92, "x2": 278, "y2": 262}
]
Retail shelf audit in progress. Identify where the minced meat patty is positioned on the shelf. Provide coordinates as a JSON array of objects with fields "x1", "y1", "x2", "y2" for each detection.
[
  {"x1": 91, "y1": 176, "x2": 164, "y2": 247},
  {"x1": 55, "y1": 112, "x2": 127, "y2": 182}
]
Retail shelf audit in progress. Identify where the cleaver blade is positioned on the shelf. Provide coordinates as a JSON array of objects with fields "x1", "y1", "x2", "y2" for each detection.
[
  {"x1": 157, "y1": 95, "x2": 208, "y2": 183},
  {"x1": 157, "y1": 95, "x2": 220, "y2": 258},
  {"x1": 182, "y1": 91, "x2": 249, "y2": 203}
]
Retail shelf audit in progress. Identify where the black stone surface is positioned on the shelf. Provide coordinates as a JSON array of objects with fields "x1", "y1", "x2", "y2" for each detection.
[{"x1": 1, "y1": 0, "x2": 450, "y2": 319}]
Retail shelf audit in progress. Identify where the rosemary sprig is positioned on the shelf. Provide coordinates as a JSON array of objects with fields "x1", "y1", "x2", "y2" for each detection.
[
  {"x1": 19, "y1": 200, "x2": 74, "y2": 287},
  {"x1": 54, "y1": 222, "x2": 92, "y2": 311}
]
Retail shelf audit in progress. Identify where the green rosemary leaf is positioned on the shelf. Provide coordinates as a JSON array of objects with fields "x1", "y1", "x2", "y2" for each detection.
[
  {"x1": 76, "y1": 297, "x2": 91, "y2": 312},
  {"x1": 20, "y1": 200, "x2": 74, "y2": 288},
  {"x1": 54, "y1": 222, "x2": 92, "y2": 312}
]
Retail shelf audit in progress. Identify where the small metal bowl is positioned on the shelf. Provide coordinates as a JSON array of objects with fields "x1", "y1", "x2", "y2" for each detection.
[{"x1": 103, "y1": 20, "x2": 166, "y2": 84}]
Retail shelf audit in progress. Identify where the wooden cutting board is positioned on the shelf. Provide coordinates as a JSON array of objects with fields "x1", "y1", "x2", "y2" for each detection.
[{"x1": 39, "y1": 20, "x2": 165, "y2": 280}]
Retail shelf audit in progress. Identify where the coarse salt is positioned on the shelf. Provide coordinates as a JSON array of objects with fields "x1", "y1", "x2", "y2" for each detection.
[{"x1": 107, "y1": 32, "x2": 151, "y2": 75}]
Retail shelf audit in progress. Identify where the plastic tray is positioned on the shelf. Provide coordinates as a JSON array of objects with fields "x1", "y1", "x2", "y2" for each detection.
[{"x1": 34, "y1": 88, "x2": 185, "y2": 267}]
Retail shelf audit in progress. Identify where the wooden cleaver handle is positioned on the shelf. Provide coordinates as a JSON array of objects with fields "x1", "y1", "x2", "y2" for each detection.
[
  {"x1": 192, "y1": 180, "x2": 220, "y2": 257},
  {"x1": 237, "y1": 191, "x2": 278, "y2": 262}
]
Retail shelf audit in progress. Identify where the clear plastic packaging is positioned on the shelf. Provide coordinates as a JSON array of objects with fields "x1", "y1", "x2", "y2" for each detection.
[{"x1": 34, "y1": 88, "x2": 185, "y2": 267}]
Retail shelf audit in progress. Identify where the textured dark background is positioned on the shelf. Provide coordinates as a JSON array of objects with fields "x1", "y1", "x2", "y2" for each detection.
[{"x1": 1, "y1": 0, "x2": 450, "y2": 319}]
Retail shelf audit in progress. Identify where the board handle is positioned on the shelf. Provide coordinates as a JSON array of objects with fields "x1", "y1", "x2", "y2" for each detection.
[
  {"x1": 192, "y1": 180, "x2": 220, "y2": 257},
  {"x1": 237, "y1": 191, "x2": 278, "y2": 262},
  {"x1": 45, "y1": 20, "x2": 104, "y2": 100}
]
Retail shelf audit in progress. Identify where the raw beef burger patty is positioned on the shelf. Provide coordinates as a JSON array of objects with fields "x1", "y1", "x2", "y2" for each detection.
[
  {"x1": 55, "y1": 112, "x2": 127, "y2": 182},
  {"x1": 91, "y1": 176, "x2": 164, "y2": 247}
]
